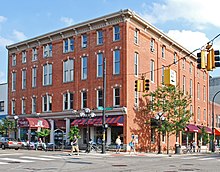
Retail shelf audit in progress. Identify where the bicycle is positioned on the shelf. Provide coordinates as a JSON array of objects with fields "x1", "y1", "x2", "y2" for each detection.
[{"x1": 182, "y1": 146, "x2": 193, "y2": 154}]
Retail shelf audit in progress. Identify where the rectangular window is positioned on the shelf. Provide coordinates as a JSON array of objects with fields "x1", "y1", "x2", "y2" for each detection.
[
  {"x1": 134, "y1": 29, "x2": 139, "y2": 44},
  {"x1": 97, "y1": 53, "x2": 103, "y2": 77},
  {"x1": 97, "y1": 30, "x2": 103, "y2": 45},
  {"x1": 97, "y1": 90, "x2": 103, "y2": 108},
  {"x1": 113, "y1": 25, "x2": 120, "y2": 41},
  {"x1": 150, "y1": 60, "x2": 154, "y2": 82},
  {"x1": 162, "y1": 131, "x2": 166, "y2": 143},
  {"x1": 183, "y1": 75, "x2": 186, "y2": 95},
  {"x1": 32, "y1": 47, "x2": 38, "y2": 61},
  {"x1": 174, "y1": 52, "x2": 177, "y2": 64},
  {"x1": 114, "y1": 88, "x2": 120, "y2": 106},
  {"x1": 204, "y1": 109, "x2": 206, "y2": 121},
  {"x1": 11, "y1": 100, "x2": 15, "y2": 115},
  {"x1": 42, "y1": 95, "x2": 52, "y2": 112},
  {"x1": 162, "y1": 46, "x2": 165, "y2": 58},
  {"x1": 63, "y1": 38, "x2": 74, "y2": 53},
  {"x1": 134, "y1": 91, "x2": 138, "y2": 107},
  {"x1": 182, "y1": 58, "x2": 186, "y2": 69},
  {"x1": 81, "y1": 57, "x2": 87, "y2": 80},
  {"x1": 0, "y1": 101, "x2": 4, "y2": 112},
  {"x1": 189, "y1": 62, "x2": 193, "y2": 74},
  {"x1": 134, "y1": 52, "x2": 138, "y2": 77},
  {"x1": 32, "y1": 67, "x2": 37, "y2": 88},
  {"x1": 197, "y1": 82, "x2": 200, "y2": 99},
  {"x1": 150, "y1": 39, "x2": 155, "y2": 52},
  {"x1": 151, "y1": 128, "x2": 155, "y2": 143},
  {"x1": 22, "y1": 51, "x2": 26, "y2": 63},
  {"x1": 12, "y1": 54, "x2": 16, "y2": 66},
  {"x1": 63, "y1": 92, "x2": 73, "y2": 110},
  {"x1": 81, "y1": 34, "x2": 87, "y2": 48},
  {"x1": 22, "y1": 70, "x2": 26, "y2": 89},
  {"x1": 113, "y1": 49, "x2": 120, "y2": 75},
  {"x1": 203, "y1": 86, "x2": 206, "y2": 101},
  {"x1": 198, "y1": 107, "x2": 201, "y2": 121},
  {"x1": 22, "y1": 99, "x2": 26, "y2": 114},
  {"x1": 32, "y1": 97, "x2": 36, "y2": 113},
  {"x1": 162, "y1": 66, "x2": 165, "y2": 84},
  {"x1": 63, "y1": 59, "x2": 74, "y2": 82},
  {"x1": 43, "y1": 43, "x2": 52, "y2": 58},
  {"x1": 190, "y1": 105, "x2": 193, "y2": 120},
  {"x1": 12, "y1": 72, "x2": 16, "y2": 91},
  {"x1": 190, "y1": 79, "x2": 193, "y2": 97},
  {"x1": 82, "y1": 91, "x2": 87, "y2": 109},
  {"x1": 43, "y1": 64, "x2": 52, "y2": 86}
]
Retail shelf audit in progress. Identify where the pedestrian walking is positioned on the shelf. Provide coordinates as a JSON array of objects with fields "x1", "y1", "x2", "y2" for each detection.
[
  {"x1": 192, "y1": 140, "x2": 196, "y2": 152},
  {"x1": 115, "y1": 135, "x2": 121, "y2": 154},
  {"x1": 70, "y1": 135, "x2": 79, "y2": 156},
  {"x1": 197, "y1": 140, "x2": 201, "y2": 152},
  {"x1": 129, "y1": 139, "x2": 136, "y2": 155}
]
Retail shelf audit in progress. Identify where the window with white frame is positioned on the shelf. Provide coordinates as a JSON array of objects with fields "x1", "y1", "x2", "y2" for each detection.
[
  {"x1": 174, "y1": 52, "x2": 177, "y2": 64},
  {"x1": 63, "y1": 92, "x2": 73, "y2": 110},
  {"x1": 162, "y1": 46, "x2": 165, "y2": 58},
  {"x1": 81, "y1": 91, "x2": 87, "y2": 109},
  {"x1": 134, "y1": 52, "x2": 138, "y2": 77},
  {"x1": 81, "y1": 34, "x2": 87, "y2": 48},
  {"x1": 204, "y1": 109, "x2": 206, "y2": 121},
  {"x1": 0, "y1": 101, "x2": 4, "y2": 112},
  {"x1": 113, "y1": 25, "x2": 120, "y2": 41},
  {"x1": 32, "y1": 67, "x2": 37, "y2": 88},
  {"x1": 134, "y1": 91, "x2": 138, "y2": 107},
  {"x1": 197, "y1": 107, "x2": 201, "y2": 121},
  {"x1": 190, "y1": 105, "x2": 193, "y2": 119},
  {"x1": 197, "y1": 82, "x2": 200, "y2": 99},
  {"x1": 22, "y1": 69, "x2": 26, "y2": 89},
  {"x1": 42, "y1": 94, "x2": 52, "y2": 112},
  {"x1": 203, "y1": 71, "x2": 206, "y2": 80},
  {"x1": 97, "y1": 53, "x2": 103, "y2": 77},
  {"x1": 134, "y1": 29, "x2": 139, "y2": 44},
  {"x1": 203, "y1": 85, "x2": 206, "y2": 101},
  {"x1": 22, "y1": 51, "x2": 27, "y2": 63},
  {"x1": 97, "y1": 89, "x2": 103, "y2": 108},
  {"x1": 32, "y1": 47, "x2": 38, "y2": 61},
  {"x1": 11, "y1": 100, "x2": 15, "y2": 115},
  {"x1": 32, "y1": 97, "x2": 36, "y2": 113},
  {"x1": 190, "y1": 79, "x2": 193, "y2": 97},
  {"x1": 189, "y1": 62, "x2": 193, "y2": 74},
  {"x1": 182, "y1": 58, "x2": 186, "y2": 69},
  {"x1": 162, "y1": 131, "x2": 166, "y2": 143},
  {"x1": 43, "y1": 63, "x2": 52, "y2": 86},
  {"x1": 151, "y1": 128, "x2": 156, "y2": 143},
  {"x1": 150, "y1": 60, "x2": 154, "y2": 82},
  {"x1": 12, "y1": 72, "x2": 16, "y2": 91},
  {"x1": 183, "y1": 75, "x2": 186, "y2": 95},
  {"x1": 12, "y1": 54, "x2": 16, "y2": 66},
  {"x1": 97, "y1": 30, "x2": 103, "y2": 45},
  {"x1": 81, "y1": 56, "x2": 87, "y2": 80},
  {"x1": 43, "y1": 43, "x2": 52, "y2": 58},
  {"x1": 113, "y1": 87, "x2": 120, "y2": 107},
  {"x1": 162, "y1": 65, "x2": 165, "y2": 84},
  {"x1": 113, "y1": 49, "x2": 120, "y2": 75},
  {"x1": 150, "y1": 38, "x2": 155, "y2": 52},
  {"x1": 21, "y1": 99, "x2": 26, "y2": 114},
  {"x1": 63, "y1": 59, "x2": 74, "y2": 82},
  {"x1": 63, "y1": 38, "x2": 74, "y2": 53}
]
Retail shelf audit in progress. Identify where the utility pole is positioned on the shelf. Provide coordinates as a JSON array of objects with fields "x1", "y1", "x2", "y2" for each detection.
[{"x1": 102, "y1": 57, "x2": 106, "y2": 154}]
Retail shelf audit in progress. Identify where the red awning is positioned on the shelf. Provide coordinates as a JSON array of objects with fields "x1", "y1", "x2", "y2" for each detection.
[
  {"x1": 197, "y1": 125, "x2": 212, "y2": 134},
  {"x1": 185, "y1": 124, "x2": 200, "y2": 132},
  {"x1": 18, "y1": 118, "x2": 50, "y2": 129},
  {"x1": 215, "y1": 128, "x2": 220, "y2": 136},
  {"x1": 71, "y1": 115, "x2": 124, "y2": 127}
]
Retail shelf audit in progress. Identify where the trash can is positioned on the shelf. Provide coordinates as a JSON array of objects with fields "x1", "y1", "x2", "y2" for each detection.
[{"x1": 175, "y1": 143, "x2": 181, "y2": 154}]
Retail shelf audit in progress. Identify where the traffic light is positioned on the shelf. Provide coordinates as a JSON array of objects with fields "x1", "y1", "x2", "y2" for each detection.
[
  {"x1": 135, "y1": 80, "x2": 141, "y2": 92},
  {"x1": 143, "y1": 79, "x2": 150, "y2": 92},
  {"x1": 207, "y1": 49, "x2": 214, "y2": 71},
  {"x1": 213, "y1": 50, "x2": 220, "y2": 68},
  {"x1": 197, "y1": 50, "x2": 206, "y2": 69}
]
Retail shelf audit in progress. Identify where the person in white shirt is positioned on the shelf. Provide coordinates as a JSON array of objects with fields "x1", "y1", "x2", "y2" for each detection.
[{"x1": 115, "y1": 135, "x2": 122, "y2": 154}]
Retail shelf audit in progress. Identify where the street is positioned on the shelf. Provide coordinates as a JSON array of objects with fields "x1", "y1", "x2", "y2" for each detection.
[{"x1": 0, "y1": 149, "x2": 220, "y2": 172}]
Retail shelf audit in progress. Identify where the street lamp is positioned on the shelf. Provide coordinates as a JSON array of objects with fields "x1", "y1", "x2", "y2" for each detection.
[
  {"x1": 211, "y1": 90, "x2": 220, "y2": 152},
  {"x1": 80, "y1": 108, "x2": 96, "y2": 153},
  {"x1": 155, "y1": 112, "x2": 165, "y2": 154},
  {"x1": 13, "y1": 115, "x2": 19, "y2": 139}
]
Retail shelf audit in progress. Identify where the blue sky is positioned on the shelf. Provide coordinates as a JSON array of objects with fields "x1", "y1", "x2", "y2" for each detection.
[{"x1": 0, "y1": 0, "x2": 219, "y2": 83}]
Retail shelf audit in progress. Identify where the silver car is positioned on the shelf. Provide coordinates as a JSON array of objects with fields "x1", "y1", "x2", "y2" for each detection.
[{"x1": 0, "y1": 137, "x2": 22, "y2": 150}]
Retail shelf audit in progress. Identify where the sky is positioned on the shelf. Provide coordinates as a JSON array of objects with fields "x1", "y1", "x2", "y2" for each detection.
[{"x1": 0, "y1": 0, "x2": 220, "y2": 84}]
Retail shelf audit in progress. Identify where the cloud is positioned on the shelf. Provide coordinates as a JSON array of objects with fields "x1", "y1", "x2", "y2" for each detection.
[
  {"x1": 13, "y1": 30, "x2": 27, "y2": 41},
  {"x1": 141, "y1": 0, "x2": 220, "y2": 29},
  {"x1": 166, "y1": 30, "x2": 209, "y2": 51},
  {"x1": 0, "y1": 16, "x2": 7, "y2": 23},
  {"x1": 0, "y1": 36, "x2": 13, "y2": 47},
  {"x1": 0, "y1": 71, "x2": 6, "y2": 84},
  {"x1": 60, "y1": 17, "x2": 74, "y2": 26}
]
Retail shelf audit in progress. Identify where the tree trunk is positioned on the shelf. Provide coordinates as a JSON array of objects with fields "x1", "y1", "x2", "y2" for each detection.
[{"x1": 167, "y1": 132, "x2": 170, "y2": 154}]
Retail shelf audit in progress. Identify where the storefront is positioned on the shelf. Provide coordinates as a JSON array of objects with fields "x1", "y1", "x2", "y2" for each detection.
[
  {"x1": 17, "y1": 117, "x2": 50, "y2": 142},
  {"x1": 182, "y1": 124, "x2": 201, "y2": 146}
]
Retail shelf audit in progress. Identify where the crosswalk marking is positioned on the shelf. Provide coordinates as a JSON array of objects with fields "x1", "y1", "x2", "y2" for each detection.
[
  {"x1": 40, "y1": 155, "x2": 63, "y2": 159},
  {"x1": 20, "y1": 156, "x2": 54, "y2": 161},
  {"x1": 0, "y1": 153, "x2": 23, "y2": 156},
  {"x1": 0, "y1": 162, "x2": 9, "y2": 164},
  {"x1": 198, "y1": 157, "x2": 216, "y2": 161},
  {"x1": 181, "y1": 157, "x2": 198, "y2": 160},
  {"x1": 0, "y1": 158, "x2": 34, "y2": 163}
]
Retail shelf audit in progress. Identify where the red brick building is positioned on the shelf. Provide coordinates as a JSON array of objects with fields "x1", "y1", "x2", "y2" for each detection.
[{"x1": 7, "y1": 9, "x2": 209, "y2": 152}]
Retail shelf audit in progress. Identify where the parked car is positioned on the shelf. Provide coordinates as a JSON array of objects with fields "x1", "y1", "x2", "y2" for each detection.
[{"x1": 0, "y1": 137, "x2": 22, "y2": 150}]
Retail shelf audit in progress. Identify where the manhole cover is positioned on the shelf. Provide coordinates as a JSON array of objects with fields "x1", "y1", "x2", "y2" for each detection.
[
  {"x1": 112, "y1": 164, "x2": 127, "y2": 167},
  {"x1": 169, "y1": 165, "x2": 176, "y2": 167},
  {"x1": 8, "y1": 161, "x2": 20, "y2": 163},
  {"x1": 178, "y1": 169, "x2": 194, "y2": 171},
  {"x1": 183, "y1": 164, "x2": 194, "y2": 166}
]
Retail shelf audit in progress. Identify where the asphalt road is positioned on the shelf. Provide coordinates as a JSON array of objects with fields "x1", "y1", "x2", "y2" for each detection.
[{"x1": 0, "y1": 149, "x2": 220, "y2": 172}]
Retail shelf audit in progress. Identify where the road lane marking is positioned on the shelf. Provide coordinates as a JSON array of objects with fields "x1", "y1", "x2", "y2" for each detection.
[
  {"x1": 198, "y1": 157, "x2": 216, "y2": 161},
  {"x1": 20, "y1": 156, "x2": 54, "y2": 161},
  {"x1": 0, "y1": 158, "x2": 34, "y2": 163},
  {"x1": 0, "y1": 162, "x2": 9, "y2": 164},
  {"x1": 181, "y1": 157, "x2": 198, "y2": 160},
  {"x1": 40, "y1": 155, "x2": 63, "y2": 159}
]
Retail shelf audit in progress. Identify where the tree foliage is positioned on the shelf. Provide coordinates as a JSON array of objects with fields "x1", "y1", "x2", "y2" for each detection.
[
  {"x1": 0, "y1": 118, "x2": 16, "y2": 136},
  {"x1": 68, "y1": 126, "x2": 80, "y2": 141},
  {"x1": 36, "y1": 128, "x2": 51, "y2": 142}
]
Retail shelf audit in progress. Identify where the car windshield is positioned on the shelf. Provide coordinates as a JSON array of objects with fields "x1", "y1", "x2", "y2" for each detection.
[{"x1": 7, "y1": 138, "x2": 16, "y2": 141}]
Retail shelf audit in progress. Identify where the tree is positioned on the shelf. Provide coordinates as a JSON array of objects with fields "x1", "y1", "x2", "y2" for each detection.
[
  {"x1": 144, "y1": 85, "x2": 192, "y2": 154},
  {"x1": 68, "y1": 126, "x2": 80, "y2": 141},
  {"x1": 36, "y1": 128, "x2": 51, "y2": 143},
  {"x1": 0, "y1": 118, "x2": 16, "y2": 137}
]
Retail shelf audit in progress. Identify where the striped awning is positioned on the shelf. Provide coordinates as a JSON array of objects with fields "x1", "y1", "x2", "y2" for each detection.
[{"x1": 185, "y1": 124, "x2": 200, "y2": 132}]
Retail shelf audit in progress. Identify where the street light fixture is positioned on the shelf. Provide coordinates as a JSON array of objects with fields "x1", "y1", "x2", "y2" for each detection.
[
  {"x1": 13, "y1": 115, "x2": 19, "y2": 139},
  {"x1": 155, "y1": 112, "x2": 165, "y2": 154},
  {"x1": 80, "y1": 108, "x2": 96, "y2": 153}
]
